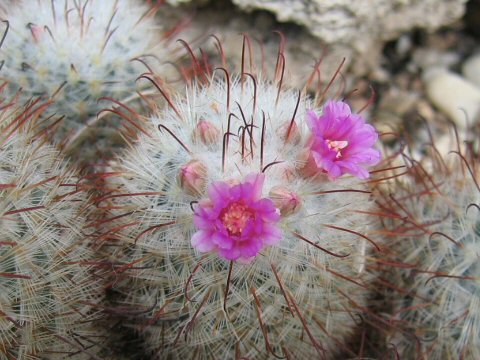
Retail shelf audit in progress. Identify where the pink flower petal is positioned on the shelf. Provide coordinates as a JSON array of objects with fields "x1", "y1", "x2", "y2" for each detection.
[
  {"x1": 262, "y1": 224, "x2": 283, "y2": 245},
  {"x1": 239, "y1": 241, "x2": 263, "y2": 258},
  {"x1": 304, "y1": 100, "x2": 381, "y2": 180},
  {"x1": 193, "y1": 211, "x2": 213, "y2": 230},
  {"x1": 219, "y1": 247, "x2": 241, "y2": 261},
  {"x1": 191, "y1": 173, "x2": 282, "y2": 262},
  {"x1": 208, "y1": 181, "x2": 231, "y2": 203},
  {"x1": 337, "y1": 161, "x2": 370, "y2": 179},
  {"x1": 245, "y1": 173, "x2": 265, "y2": 200},
  {"x1": 191, "y1": 230, "x2": 216, "y2": 252},
  {"x1": 213, "y1": 233, "x2": 233, "y2": 249}
]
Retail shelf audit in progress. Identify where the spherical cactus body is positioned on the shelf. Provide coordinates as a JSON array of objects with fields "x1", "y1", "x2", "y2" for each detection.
[
  {"x1": 101, "y1": 41, "x2": 383, "y2": 359},
  {"x1": 377, "y1": 133, "x2": 480, "y2": 359},
  {"x1": 0, "y1": 99, "x2": 106, "y2": 359},
  {"x1": 0, "y1": 0, "x2": 178, "y2": 158}
]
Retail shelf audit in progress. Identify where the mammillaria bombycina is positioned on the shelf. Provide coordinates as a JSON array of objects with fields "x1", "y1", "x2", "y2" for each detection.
[
  {"x1": 0, "y1": 99, "x2": 107, "y2": 359},
  {"x1": 376, "y1": 129, "x2": 480, "y2": 359},
  {"x1": 101, "y1": 38, "x2": 384, "y2": 359},
  {"x1": 0, "y1": 0, "x2": 183, "y2": 160}
]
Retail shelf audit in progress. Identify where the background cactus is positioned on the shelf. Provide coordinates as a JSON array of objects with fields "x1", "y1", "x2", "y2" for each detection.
[
  {"x1": 0, "y1": 99, "x2": 107, "y2": 359},
  {"x1": 0, "y1": 0, "x2": 181, "y2": 160},
  {"x1": 99, "y1": 43, "x2": 385, "y2": 359},
  {"x1": 375, "y1": 129, "x2": 480, "y2": 359}
]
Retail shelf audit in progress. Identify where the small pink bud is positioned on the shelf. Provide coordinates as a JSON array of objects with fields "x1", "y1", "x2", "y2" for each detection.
[
  {"x1": 277, "y1": 121, "x2": 301, "y2": 145},
  {"x1": 195, "y1": 119, "x2": 220, "y2": 145},
  {"x1": 29, "y1": 24, "x2": 44, "y2": 43},
  {"x1": 298, "y1": 149, "x2": 318, "y2": 178},
  {"x1": 269, "y1": 186, "x2": 301, "y2": 216},
  {"x1": 283, "y1": 167, "x2": 296, "y2": 182},
  {"x1": 179, "y1": 160, "x2": 207, "y2": 196},
  {"x1": 271, "y1": 161, "x2": 296, "y2": 182}
]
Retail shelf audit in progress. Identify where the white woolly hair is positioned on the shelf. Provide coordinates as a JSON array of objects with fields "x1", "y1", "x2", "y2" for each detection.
[
  {"x1": 0, "y1": 102, "x2": 106, "y2": 359},
  {"x1": 378, "y1": 134, "x2": 480, "y2": 359},
  {"x1": 103, "y1": 71, "x2": 382, "y2": 359},
  {"x1": 0, "y1": 0, "x2": 174, "y2": 152}
]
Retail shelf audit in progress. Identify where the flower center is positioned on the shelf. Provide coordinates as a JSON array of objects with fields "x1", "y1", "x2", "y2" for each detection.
[
  {"x1": 221, "y1": 201, "x2": 255, "y2": 236},
  {"x1": 326, "y1": 139, "x2": 349, "y2": 159}
]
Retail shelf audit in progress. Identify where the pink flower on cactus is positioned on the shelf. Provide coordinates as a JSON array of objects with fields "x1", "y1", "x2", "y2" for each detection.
[
  {"x1": 305, "y1": 100, "x2": 381, "y2": 179},
  {"x1": 191, "y1": 173, "x2": 281, "y2": 262}
]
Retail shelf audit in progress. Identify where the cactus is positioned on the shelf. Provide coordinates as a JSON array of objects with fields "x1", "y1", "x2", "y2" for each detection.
[
  {"x1": 0, "y1": 99, "x2": 106, "y2": 359},
  {"x1": 100, "y1": 41, "x2": 384, "y2": 359},
  {"x1": 0, "y1": 0, "x2": 179, "y2": 159},
  {"x1": 376, "y1": 130, "x2": 480, "y2": 359}
]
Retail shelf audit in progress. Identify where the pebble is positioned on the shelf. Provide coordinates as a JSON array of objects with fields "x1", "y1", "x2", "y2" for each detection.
[
  {"x1": 411, "y1": 48, "x2": 460, "y2": 71},
  {"x1": 416, "y1": 100, "x2": 436, "y2": 123},
  {"x1": 434, "y1": 132, "x2": 463, "y2": 158},
  {"x1": 378, "y1": 88, "x2": 419, "y2": 116},
  {"x1": 462, "y1": 53, "x2": 480, "y2": 88},
  {"x1": 423, "y1": 68, "x2": 480, "y2": 128}
]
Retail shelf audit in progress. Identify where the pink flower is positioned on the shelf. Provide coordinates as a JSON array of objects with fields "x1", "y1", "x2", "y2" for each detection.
[
  {"x1": 191, "y1": 173, "x2": 282, "y2": 262},
  {"x1": 305, "y1": 100, "x2": 381, "y2": 179}
]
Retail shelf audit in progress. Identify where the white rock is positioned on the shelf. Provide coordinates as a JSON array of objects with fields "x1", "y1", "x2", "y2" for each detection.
[
  {"x1": 462, "y1": 53, "x2": 480, "y2": 88},
  {"x1": 424, "y1": 68, "x2": 480, "y2": 128},
  {"x1": 412, "y1": 49, "x2": 460, "y2": 71},
  {"x1": 434, "y1": 132, "x2": 466, "y2": 158}
]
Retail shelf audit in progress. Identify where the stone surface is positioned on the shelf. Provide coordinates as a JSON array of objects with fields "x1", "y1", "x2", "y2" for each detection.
[
  {"x1": 160, "y1": 3, "x2": 356, "y2": 87},
  {"x1": 165, "y1": 0, "x2": 467, "y2": 75},
  {"x1": 462, "y1": 52, "x2": 480, "y2": 88},
  {"x1": 424, "y1": 68, "x2": 480, "y2": 128},
  {"x1": 231, "y1": 0, "x2": 466, "y2": 44},
  {"x1": 411, "y1": 48, "x2": 460, "y2": 71}
]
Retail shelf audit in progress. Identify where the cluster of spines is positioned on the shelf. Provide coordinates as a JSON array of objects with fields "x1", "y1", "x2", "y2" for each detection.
[
  {"x1": 373, "y1": 126, "x2": 480, "y2": 359},
  {"x1": 92, "y1": 36, "x2": 391, "y2": 359},
  {"x1": 0, "y1": 0, "x2": 183, "y2": 160},
  {"x1": 0, "y1": 97, "x2": 108, "y2": 359}
]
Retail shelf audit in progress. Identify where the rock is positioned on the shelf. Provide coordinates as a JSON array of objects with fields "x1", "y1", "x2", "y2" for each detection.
[
  {"x1": 462, "y1": 53, "x2": 480, "y2": 88},
  {"x1": 160, "y1": 3, "x2": 356, "y2": 88},
  {"x1": 424, "y1": 68, "x2": 480, "y2": 128},
  {"x1": 411, "y1": 48, "x2": 460, "y2": 71},
  {"x1": 374, "y1": 87, "x2": 419, "y2": 137},
  {"x1": 434, "y1": 132, "x2": 463, "y2": 157},
  {"x1": 380, "y1": 88, "x2": 419, "y2": 117},
  {"x1": 163, "y1": 0, "x2": 467, "y2": 77},
  {"x1": 396, "y1": 35, "x2": 413, "y2": 59},
  {"x1": 234, "y1": 0, "x2": 466, "y2": 75},
  {"x1": 416, "y1": 99, "x2": 436, "y2": 123},
  {"x1": 465, "y1": 0, "x2": 480, "y2": 39},
  {"x1": 230, "y1": 1, "x2": 466, "y2": 44}
]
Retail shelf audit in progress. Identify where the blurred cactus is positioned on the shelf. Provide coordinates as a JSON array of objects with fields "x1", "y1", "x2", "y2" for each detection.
[
  {"x1": 0, "y1": 0, "x2": 182, "y2": 160},
  {"x1": 376, "y1": 129, "x2": 480, "y2": 359},
  {"x1": 0, "y1": 98, "x2": 106, "y2": 359}
]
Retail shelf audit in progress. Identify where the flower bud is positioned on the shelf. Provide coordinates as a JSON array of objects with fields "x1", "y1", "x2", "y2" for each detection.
[
  {"x1": 298, "y1": 149, "x2": 318, "y2": 178},
  {"x1": 297, "y1": 148, "x2": 329, "y2": 181},
  {"x1": 277, "y1": 121, "x2": 301, "y2": 145},
  {"x1": 270, "y1": 161, "x2": 296, "y2": 182},
  {"x1": 269, "y1": 186, "x2": 301, "y2": 216},
  {"x1": 179, "y1": 160, "x2": 207, "y2": 196},
  {"x1": 195, "y1": 119, "x2": 220, "y2": 145},
  {"x1": 29, "y1": 24, "x2": 43, "y2": 43}
]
